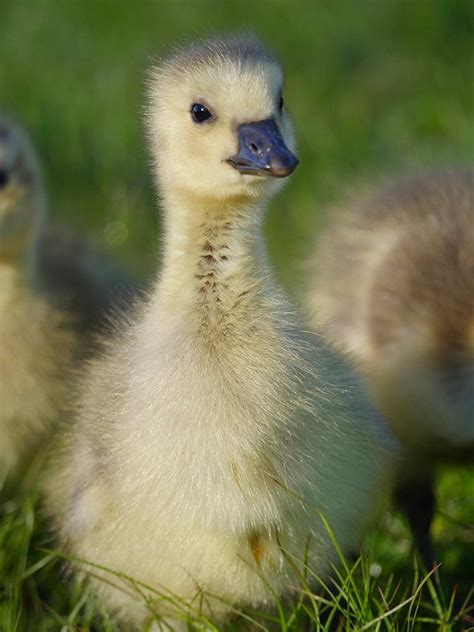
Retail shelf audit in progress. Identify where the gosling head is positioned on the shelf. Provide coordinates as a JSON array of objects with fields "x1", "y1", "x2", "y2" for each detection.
[
  {"x1": 147, "y1": 35, "x2": 298, "y2": 204},
  {"x1": 0, "y1": 113, "x2": 44, "y2": 261}
]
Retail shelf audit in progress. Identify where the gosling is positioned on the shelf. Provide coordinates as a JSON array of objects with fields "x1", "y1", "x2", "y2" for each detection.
[
  {"x1": 50, "y1": 36, "x2": 395, "y2": 629},
  {"x1": 306, "y1": 167, "x2": 474, "y2": 567},
  {"x1": 0, "y1": 113, "x2": 135, "y2": 487}
]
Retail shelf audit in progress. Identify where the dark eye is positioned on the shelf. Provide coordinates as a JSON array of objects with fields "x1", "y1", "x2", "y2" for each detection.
[
  {"x1": 278, "y1": 94, "x2": 284, "y2": 112},
  {"x1": 0, "y1": 169, "x2": 9, "y2": 189},
  {"x1": 191, "y1": 103, "x2": 213, "y2": 124}
]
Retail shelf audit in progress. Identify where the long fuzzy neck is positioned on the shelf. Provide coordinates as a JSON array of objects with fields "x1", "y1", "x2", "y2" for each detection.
[{"x1": 153, "y1": 190, "x2": 275, "y2": 339}]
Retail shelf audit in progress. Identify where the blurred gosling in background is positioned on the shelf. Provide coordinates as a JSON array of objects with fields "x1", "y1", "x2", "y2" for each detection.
[
  {"x1": 49, "y1": 35, "x2": 395, "y2": 629},
  {"x1": 0, "y1": 113, "x2": 136, "y2": 489},
  {"x1": 305, "y1": 167, "x2": 474, "y2": 566}
]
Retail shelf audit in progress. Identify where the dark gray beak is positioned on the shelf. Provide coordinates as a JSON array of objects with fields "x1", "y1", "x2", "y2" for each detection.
[{"x1": 227, "y1": 118, "x2": 299, "y2": 178}]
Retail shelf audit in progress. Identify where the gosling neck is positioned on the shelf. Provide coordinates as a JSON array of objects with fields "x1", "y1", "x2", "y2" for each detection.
[{"x1": 155, "y1": 188, "x2": 273, "y2": 323}]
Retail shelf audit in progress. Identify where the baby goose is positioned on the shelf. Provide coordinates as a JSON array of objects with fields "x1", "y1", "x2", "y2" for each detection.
[
  {"x1": 50, "y1": 36, "x2": 394, "y2": 628},
  {"x1": 306, "y1": 168, "x2": 474, "y2": 566},
  {"x1": 0, "y1": 113, "x2": 135, "y2": 487},
  {"x1": 0, "y1": 114, "x2": 78, "y2": 485}
]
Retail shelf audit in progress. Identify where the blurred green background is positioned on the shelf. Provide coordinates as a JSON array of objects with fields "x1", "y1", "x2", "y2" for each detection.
[
  {"x1": 1, "y1": 0, "x2": 473, "y2": 288},
  {"x1": 1, "y1": 1, "x2": 473, "y2": 628}
]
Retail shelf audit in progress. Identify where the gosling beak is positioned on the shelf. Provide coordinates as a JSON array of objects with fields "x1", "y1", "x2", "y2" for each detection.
[{"x1": 227, "y1": 118, "x2": 299, "y2": 178}]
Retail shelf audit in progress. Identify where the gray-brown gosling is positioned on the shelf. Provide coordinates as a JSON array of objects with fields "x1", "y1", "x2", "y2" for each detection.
[
  {"x1": 50, "y1": 36, "x2": 395, "y2": 629},
  {"x1": 306, "y1": 167, "x2": 474, "y2": 567},
  {"x1": 0, "y1": 113, "x2": 135, "y2": 488}
]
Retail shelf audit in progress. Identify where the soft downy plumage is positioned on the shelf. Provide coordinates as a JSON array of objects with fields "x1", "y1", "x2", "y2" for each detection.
[
  {"x1": 49, "y1": 36, "x2": 395, "y2": 629},
  {"x1": 0, "y1": 113, "x2": 136, "y2": 489},
  {"x1": 305, "y1": 167, "x2": 474, "y2": 566}
]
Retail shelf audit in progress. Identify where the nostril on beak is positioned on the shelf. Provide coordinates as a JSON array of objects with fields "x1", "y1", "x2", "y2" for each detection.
[{"x1": 249, "y1": 142, "x2": 259, "y2": 154}]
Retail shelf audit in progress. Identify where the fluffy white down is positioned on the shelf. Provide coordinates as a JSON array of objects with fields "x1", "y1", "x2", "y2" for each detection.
[{"x1": 50, "y1": 36, "x2": 395, "y2": 627}]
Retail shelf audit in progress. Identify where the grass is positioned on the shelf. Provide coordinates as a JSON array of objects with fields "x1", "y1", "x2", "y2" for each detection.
[
  {"x1": 0, "y1": 0, "x2": 473, "y2": 629},
  {"x1": 1, "y1": 470, "x2": 473, "y2": 630}
]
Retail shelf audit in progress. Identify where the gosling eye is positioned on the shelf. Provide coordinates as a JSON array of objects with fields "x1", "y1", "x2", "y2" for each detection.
[
  {"x1": 278, "y1": 93, "x2": 284, "y2": 112},
  {"x1": 191, "y1": 103, "x2": 214, "y2": 124}
]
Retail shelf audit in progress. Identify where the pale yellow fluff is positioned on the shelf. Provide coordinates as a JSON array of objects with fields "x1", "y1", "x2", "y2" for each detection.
[{"x1": 49, "y1": 36, "x2": 395, "y2": 629}]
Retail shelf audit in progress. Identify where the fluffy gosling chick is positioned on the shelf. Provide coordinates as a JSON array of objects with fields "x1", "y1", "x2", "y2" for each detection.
[
  {"x1": 0, "y1": 114, "x2": 77, "y2": 485},
  {"x1": 306, "y1": 167, "x2": 474, "y2": 566},
  {"x1": 50, "y1": 36, "x2": 394, "y2": 629},
  {"x1": 0, "y1": 114, "x2": 136, "y2": 487}
]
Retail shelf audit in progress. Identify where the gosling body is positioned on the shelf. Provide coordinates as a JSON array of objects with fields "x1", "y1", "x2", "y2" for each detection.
[
  {"x1": 306, "y1": 168, "x2": 474, "y2": 564},
  {"x1": 51, "y1": 37, "x2": 394, "y2": 627}
]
